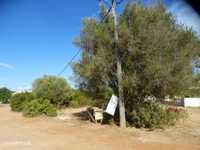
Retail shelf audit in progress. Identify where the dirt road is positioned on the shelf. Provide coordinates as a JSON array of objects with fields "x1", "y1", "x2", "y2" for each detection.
[{"x1": 0, "y1": 104, "x2": 199, "y2": 150}]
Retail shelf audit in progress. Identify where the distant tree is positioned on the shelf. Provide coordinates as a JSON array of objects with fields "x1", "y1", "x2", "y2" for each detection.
[
  {"x1": 73, "y1": 2, "x2": 200, "y2": 108},
  {"x1": 0, "y1": 87, "x2": 13, "y2": 104},
  {"x1": 32, "y1": 75, "x2": 71, "y2": 107}
]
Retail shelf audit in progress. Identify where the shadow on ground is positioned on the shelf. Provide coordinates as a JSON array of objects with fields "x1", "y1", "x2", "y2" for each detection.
[{"x1": 72, "y1": 110, "x2": 90, "y2": 121}]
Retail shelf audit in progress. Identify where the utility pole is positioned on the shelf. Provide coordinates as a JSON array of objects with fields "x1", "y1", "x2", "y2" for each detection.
[
  {"x1": 111, "y1": 0, "x2": 126, "y2": 128},
  {"x1": 99, "y1": 0, "x2": 126, "y2": 128}
]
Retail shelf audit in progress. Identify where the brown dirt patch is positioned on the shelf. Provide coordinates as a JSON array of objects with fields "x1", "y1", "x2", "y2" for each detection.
[{"x1": 0, "y1": 104, "x2": 199, "y2": 150}]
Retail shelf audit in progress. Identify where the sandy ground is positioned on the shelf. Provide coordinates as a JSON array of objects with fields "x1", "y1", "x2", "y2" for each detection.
[{"x1": 0, "y1": 104, "x2": 200, "y2": 150}]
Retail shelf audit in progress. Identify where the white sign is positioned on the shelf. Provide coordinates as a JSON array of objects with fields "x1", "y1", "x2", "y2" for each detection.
[
  {"x1": 105, "y1": 95, "x2": 118, "y2": 116},
  {"x1": 184, "y1": 98, "x2": 200, "y2": 107}
]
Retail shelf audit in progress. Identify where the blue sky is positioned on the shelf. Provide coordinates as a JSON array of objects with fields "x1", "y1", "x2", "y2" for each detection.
[{"x1": 0, "y1": 0, "x2": 200, "y2": 90}]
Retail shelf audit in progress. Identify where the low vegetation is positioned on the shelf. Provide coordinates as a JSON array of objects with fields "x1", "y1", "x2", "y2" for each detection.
[
  {"x1": 0, "y1": 87, "x2": 13, "y2": 104},
  {"x1": 69, "y1": 90, "x2": 95, "y2": 107},
  {"x1": 9, "y1": 75, "x2": 94, "y2": 118},
  {"x1": 127, "y1": 101, "x2": 187, "y2": 129},
  {"x1": 23, "y1": 98, "x2": 57, "y2": 117},
  {"x1": 10, "y1": 92, "x2": 57, "y2": 117},
  {"x1": 10, "y1": 92, "x2": 34, "y2": 112}
]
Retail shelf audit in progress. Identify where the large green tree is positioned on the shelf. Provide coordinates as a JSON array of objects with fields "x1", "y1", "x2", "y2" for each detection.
[
  {"x1": 73, "y1": 3, "x2": 200, "y2": 109},
  {"x1": 32, "y1": 75, "x2": 71, "y2": 107}
]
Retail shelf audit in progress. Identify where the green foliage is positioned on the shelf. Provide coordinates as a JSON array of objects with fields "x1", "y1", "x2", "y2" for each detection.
[
  {"x1": 73, "y1": 2, "x2": 200, "y2": 127},
  {"x1": 23, "y1": 99, "x2": 43, "y2": 117},
  {"x1": 69, "y1": 90, "x2": 95, "y2": 107},
  {"x1": 10, "y1": 92, "x2": 57, "y2": 117},
  {"x1": 73, "y1": 3, "x2": 200, "y2": 105},
  {"x1": 73, "y1": 2, "x2": 200, "y2": 128},
  {"x1": 127, "y1": 101, "x2": 186, "y2": 129},
  {"x1": 194, "y1": 58, "x2": 200, "y2": 68},
  {"x1": 32, "y1": 75, "x2": 71, "y2": 107},
  {"x1": 45, "y1": 104, "x2": 57, "y2": 117},
  {"x1": 185, "y1": 74, "x2": 200, "y2": 97},
  {"x1": 23, "y1": 98, "x2": 57, "y2": 117},
  {"x1": 0, "y1": 87, "x2": 13, "y2": 104},
  {"x1": 10, "y1": 92, "x2": 34, "y2": 112}
]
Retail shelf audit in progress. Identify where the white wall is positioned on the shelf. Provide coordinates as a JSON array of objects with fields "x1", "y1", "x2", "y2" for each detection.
[{"x1": 184, "y1": 98, "x2": 200, "y2": 107}]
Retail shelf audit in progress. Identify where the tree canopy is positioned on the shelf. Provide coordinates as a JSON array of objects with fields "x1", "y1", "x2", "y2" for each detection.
[
  {"x1": 73, "y1": 3, "x2": 200, "y2": 108},
  {"x1": 32, "y1": 75, "x2": 71, "y2": 107}
]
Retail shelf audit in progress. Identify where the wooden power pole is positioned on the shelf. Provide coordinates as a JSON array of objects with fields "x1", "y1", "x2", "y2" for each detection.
[
  {"x1": 111, "y1": 0, "x2": 126, "y2": 128},
  {"x1": 99, "y1": 0, "x2": 126, "y2": 128}
]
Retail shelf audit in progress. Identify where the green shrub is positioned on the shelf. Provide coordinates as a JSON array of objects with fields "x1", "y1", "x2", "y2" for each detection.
[
  {"x1": 45, "y1": 104, "x2": 57, "y2": 117},
  {"x1": 23, "y1": 99, "x2": 43, "y2": 117},
  {"x1": 0, "y1": 87, "x2": 13, "y2": 104},
  {"x1": 127, "y1": 101, "x2": 186, "y2": 129},
  {"x1": 69, "y1": 90, "x2": 95, "y2": 107},
  {"x1": 10, "y1": 92, "x2": 34, "y2": 112},
  {"x1": 23, "y1": 98, "x2": 57, "y2": 117},
  {"x1": 32, "y1": 75, "x2": 71, "y2": 107}
]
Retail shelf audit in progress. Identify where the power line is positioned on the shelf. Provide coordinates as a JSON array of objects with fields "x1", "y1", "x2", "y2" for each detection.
[
  {"x1": 99, "y1": 0, "x2": 123, "y2": 22},
  {"x1": 99, "y1": 0, "x2": 114, "y2": 22},
  {"x1": 57, "y1": 49, "x2": 81, "y2": 76},
  {"x1": 116, "y1": 0, "x2": 123, "y2": 5},
  {"x1": 58, "y1": 0, "x2": 124, "y2": 76},
  {"x1": 100, "y1": 0, "x2": 111, "y2": 7},
  {"x1": 101, "y1": 6, "x2": 113, "y2": 22}
]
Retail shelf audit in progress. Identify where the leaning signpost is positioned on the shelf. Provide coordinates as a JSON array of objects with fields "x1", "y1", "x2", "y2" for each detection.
[
  {"x1": 105, "y1": 94, "x2": 118, "y2": 116},
  {"x1": 87, "y1": 94, "x2": 118, "y2": 123}
]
